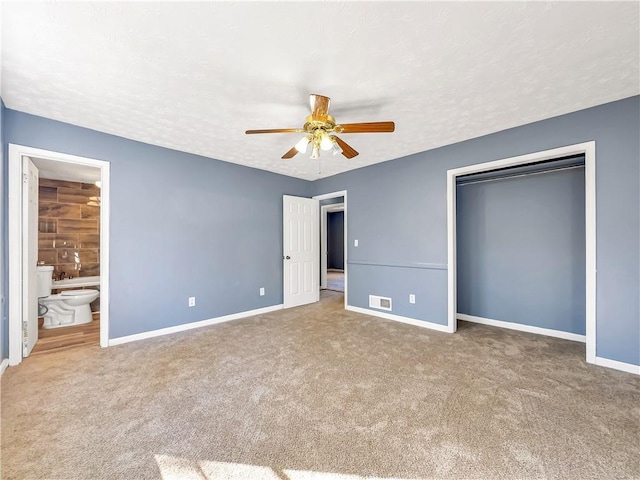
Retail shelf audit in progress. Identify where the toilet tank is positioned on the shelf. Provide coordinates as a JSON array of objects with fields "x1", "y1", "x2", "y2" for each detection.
[{"x1": 36, "y1": 265, "x2": 54, "y2": 298}]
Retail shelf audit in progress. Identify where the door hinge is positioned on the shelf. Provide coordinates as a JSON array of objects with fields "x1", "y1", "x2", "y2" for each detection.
[{"x1": 23, "y1": 173, "x2": 28, "y2": 184}]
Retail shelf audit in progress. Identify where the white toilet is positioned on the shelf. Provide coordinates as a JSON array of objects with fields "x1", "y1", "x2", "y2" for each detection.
[{"x1": 36, "y1": 266, "x2": 100, "y2": 329}]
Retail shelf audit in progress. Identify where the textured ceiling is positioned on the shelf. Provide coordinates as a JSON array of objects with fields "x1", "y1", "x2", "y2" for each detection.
[{"x1": 1, "y1": 2, "x2": 638, "y2": 181}]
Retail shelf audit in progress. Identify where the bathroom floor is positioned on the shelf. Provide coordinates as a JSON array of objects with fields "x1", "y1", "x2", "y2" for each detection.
[{"x1": 30, "y1": 313, "x2": 100, "y2": 356}]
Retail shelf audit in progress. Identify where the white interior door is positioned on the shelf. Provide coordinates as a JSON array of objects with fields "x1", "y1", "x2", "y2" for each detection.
[
  {"x1": 23, "y1": 157, "x2": 39, "y2": 357},
  {"x1": 283, "y1": 195, "x2": 319, "y2": 308}
]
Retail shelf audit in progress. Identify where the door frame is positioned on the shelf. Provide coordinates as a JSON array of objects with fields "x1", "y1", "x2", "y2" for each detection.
[
  {"x1": 446, "y1": 141, "x2": 596, "y2": 364},
  {"x1": 313, "y1": 190, "x2": 348, "y2": 307},
  {"x1": 8, "y1": 144, "x2": 111, "y2": 365},
  {"x1": 320, "y1": 202, "x2": 345, "y2": 289}
]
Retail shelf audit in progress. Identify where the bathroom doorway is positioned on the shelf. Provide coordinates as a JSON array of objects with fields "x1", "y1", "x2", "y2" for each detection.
[{"x1": 8, "y1": 145, "x2": 110, "y2": 365}]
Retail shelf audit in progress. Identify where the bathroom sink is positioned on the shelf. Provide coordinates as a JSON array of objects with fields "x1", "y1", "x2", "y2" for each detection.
[{"x1": 52, "y1": 275, "x2": 100, "y2": 288}]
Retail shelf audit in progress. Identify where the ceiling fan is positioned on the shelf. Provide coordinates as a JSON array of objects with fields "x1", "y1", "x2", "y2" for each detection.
[{"x1": 245, "y1": 94, "x2": 395, "y2": 159}]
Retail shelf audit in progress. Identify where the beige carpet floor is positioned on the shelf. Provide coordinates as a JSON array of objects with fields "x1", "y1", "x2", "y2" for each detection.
[
  {"x1": 326, "y1": 271, "x2": 345, "y2": 292},
  {"x1": 2, "y1": 291, "x2": 638, "y2": 480}
]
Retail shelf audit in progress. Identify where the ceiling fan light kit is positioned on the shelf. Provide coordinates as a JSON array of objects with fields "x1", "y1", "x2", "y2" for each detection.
[
  {"x1": 295, "y1": 137, "x2": 309, "y2": 154},
  {"x1": 310, "y1": 145, "x2": 320, "y2": 160},
  {"x1": 320, "y1": 134, "x2": 333, "y2": 151},
  {"x1": 246, "y1": 94, "x2": 395, "y2": 160}
]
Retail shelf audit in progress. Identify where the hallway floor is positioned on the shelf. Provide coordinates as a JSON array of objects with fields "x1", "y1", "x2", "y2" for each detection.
[{"x1": 326, "y1": 269, "x2": 344, "y2": 292}]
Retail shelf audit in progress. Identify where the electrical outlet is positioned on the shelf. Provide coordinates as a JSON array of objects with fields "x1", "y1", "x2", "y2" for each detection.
[
  {"x1": 188, "y1": 296, "x2": 196, "y2": 307},
  {"x1": 259, "y1": 287, "x2": 265, "y2": 296},
  {"x1": 409, "y1": 294, "x2": 415, "y2": 304},
  {"x1": 354, "y1": 239, "x2": 359, "y2": 247}
]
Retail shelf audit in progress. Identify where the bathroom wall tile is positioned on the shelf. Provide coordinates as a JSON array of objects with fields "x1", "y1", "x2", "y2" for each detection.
[
  {"x1": 39, "y1": 178, "x2": 59, "y2": 188},
  {"x1": 54, "y1": 262, "x2": 102, "y2": 277},
  {"x1": 57, "y1": 187, "x2": 95, "y2": 204},
  {"x1": 40, "y1": 178, "x2": 83, "y2": 189},
  {"x1": 78, "y1": 234, "x2": 100, "y2": 249},
  {"x1": 81, "y1": 205, "x2": 100, "y2": 219},
  {"x1": 48, "y1": 267, "x2": 57, "y2": 281},
  {"x1": 38, "y1": 186, "x2": 57, "y2": 202},
  {"x1": 38, "y1": 249, "x2": 57, "y2": 265},
  {"x1": 39, "y1": 179, "x2": 100, "y2": 279},
  {"x1": 55, "y1": 263, "x2": 81, "y2": 279},
  {"x1": 38, "y1": 219, "x2": 57, "y2": 233},
  {"x1": 55, "y1": 234, "x2": 79, "y2": 249},
  {"x1": 39, "y1": 233, "x2": 56, "y2": 249},
  {"x1": 80, "y1": 263, "x2": 100, "y2": 277},
  {"x1": 81, "y1": 183, "x2": 100, "y2": 192},
  {"x1": 39, "y1": 202, "x2": 82, "y2": 219},
  {"x1": 76, "y1": 249, "x2": 99, "y2": 263},
  {"x1": 57, "y1": 218, "x2": 98, "y2": 234},
  {"x1": 56, "y1": 248, "x2": 79, "y2": 264}
]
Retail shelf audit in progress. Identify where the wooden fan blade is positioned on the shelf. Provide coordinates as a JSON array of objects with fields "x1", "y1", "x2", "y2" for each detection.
[
  {"x1": 282, "y1": 146, "x2": 299, "y2": 159},
  {"x1": 336, "y1": 121, "x2": 395, "y2": 133},
  {"x1": 334, "y1": 136, "x2": 359, "y2": 159},
  {"x1": 310, "y1": 94, "x2": 331, "y2": 121},
  {"x1": 245, "y1": 128, "x2": 303, "y2": 134}
]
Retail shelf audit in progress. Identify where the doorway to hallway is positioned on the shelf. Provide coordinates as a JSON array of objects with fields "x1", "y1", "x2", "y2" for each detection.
[
  {"x1": 325, "y1": 208, "x2": 344, "y2": 292},
  {"x1": 315, "y1": 190, "x2": 347, "y2": 305}
]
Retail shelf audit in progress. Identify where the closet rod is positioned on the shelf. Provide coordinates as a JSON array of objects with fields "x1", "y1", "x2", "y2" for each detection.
[{"x1": 457, "y1": 164, "x2": 585, "y2": 187}]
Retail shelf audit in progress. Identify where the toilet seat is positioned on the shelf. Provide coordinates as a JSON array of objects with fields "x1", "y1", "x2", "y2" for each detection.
[
  {"x1": 42, "y1": 289, "x2": 99, "y2": 301},
  {"x1": 60, "y1": 289, "x2": 97, "y2": 296}
]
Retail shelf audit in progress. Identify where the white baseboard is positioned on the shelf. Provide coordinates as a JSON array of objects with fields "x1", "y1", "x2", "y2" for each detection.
[
  {"x1": 109, "y1": 304, "x2": 284, "y2": 346},
  {"x1": 458, "y1": 313, "x2": 586, "y2": 343},
  {"x1": 595, "y1": 356, "x2": 640, "y2": 375},
  {"x1": 0, "y1": 358, "x2": 9, "y2": 376},
  {"x1": 346, "y1": 305, "x2": 453, "y2": 333}
]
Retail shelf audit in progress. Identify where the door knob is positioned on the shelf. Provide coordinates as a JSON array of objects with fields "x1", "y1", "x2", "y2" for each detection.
[{"x1": 284, "y1": 256, "x2": 291, "y2": 260}]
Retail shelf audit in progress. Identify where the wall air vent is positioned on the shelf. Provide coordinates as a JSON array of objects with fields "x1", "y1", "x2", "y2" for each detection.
[{"x1": 369, "y1": 295, "x2": 392, "y2": 311}]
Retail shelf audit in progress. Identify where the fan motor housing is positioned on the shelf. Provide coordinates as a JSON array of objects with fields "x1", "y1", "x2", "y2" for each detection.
[{"x1": 304, "y1": 115, "x2": 336, "y2": 134}]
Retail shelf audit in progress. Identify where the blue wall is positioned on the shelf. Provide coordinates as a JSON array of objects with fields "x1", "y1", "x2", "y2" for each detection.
[
  {"x1": 327, "y1": 211, "x2": 344, "y2": 270},
  {"x1": 456, "y1": 166, "x2": 586, "y2": 334},
  {"x1": 2, "y1": 109, "x2": 311, "y2": 339},
  {"x1": 314, "y1": 96, "x2": 639, "y2": 366},
  {"x1": 2, "y1": 97, "x2": 638, "y2": 367}
]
